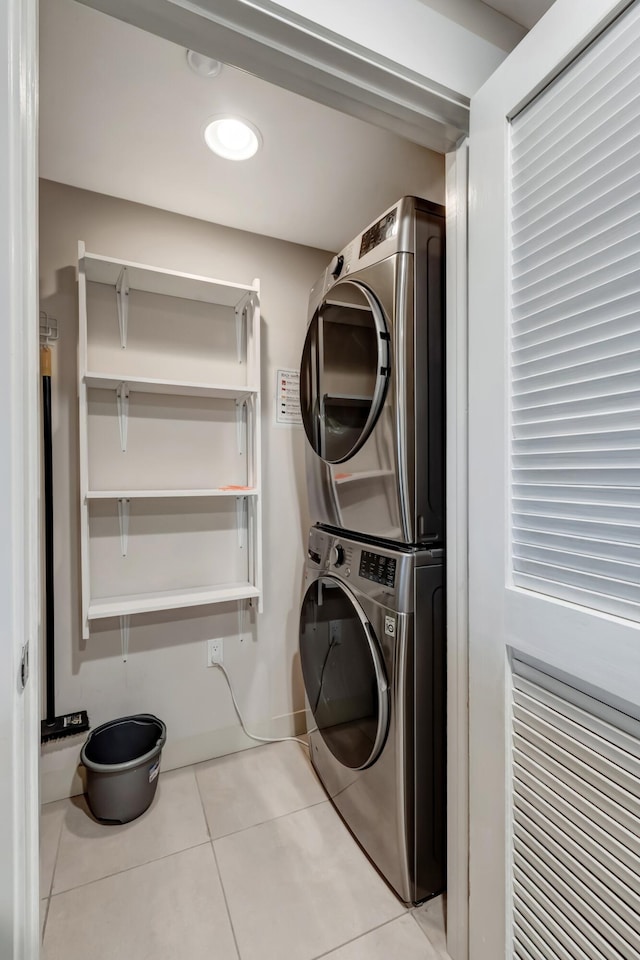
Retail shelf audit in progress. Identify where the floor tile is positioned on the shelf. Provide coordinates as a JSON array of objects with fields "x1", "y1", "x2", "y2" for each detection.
[
  {"x1": 195, "y1": 740, "x2": 326, "y2": 839},
  {"x1": 52, "y1": 766, "x2": 209, "y2": 893},
  {"x1": 43, "y1": 844, "x2": 237, "y2": 960},
  {"x1": 412, "y1": 895, "x2": 450, "y2": 958},
  {"x1": 320, "y1": 915, "x2": 440, "y2": 959},
  {"x1": 40, "y1": 900, "x2": 48, "y2": 942},
  {"x1": 40, "y1": 800, "x2": 66, "y2": 898},
  {"x1": 214, "y1": 802, "x2": 404, "y2": 960}
]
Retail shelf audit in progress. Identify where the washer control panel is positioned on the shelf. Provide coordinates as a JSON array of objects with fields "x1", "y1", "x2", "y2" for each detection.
[{"x1": 359, "y1": 550, "x2": 397, "y2": 587}]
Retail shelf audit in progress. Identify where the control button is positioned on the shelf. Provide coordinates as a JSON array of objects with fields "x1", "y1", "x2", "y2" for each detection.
[
  {"x1": 328, "y1": 254, "x2": 344, "y2": 279},
  {"x1": 331, "y1": 545, "x2": 345, "y2": 568},
  {"x1": 308, "y1": 550, "x2": 321, "y2": 565},
  {"x1": 344, "y1": 567, "x2": 351, "y2": 577}
]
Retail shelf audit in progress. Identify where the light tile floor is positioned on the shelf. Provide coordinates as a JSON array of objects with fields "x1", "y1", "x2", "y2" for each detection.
[{"x1": 40, "y1": 741, "x2": 451, "y2": 960}]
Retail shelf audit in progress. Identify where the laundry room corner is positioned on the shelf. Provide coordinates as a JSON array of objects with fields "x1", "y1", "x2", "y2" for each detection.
[{"x1": 37, "y1": 178, "x2": 334, "y2": 803}]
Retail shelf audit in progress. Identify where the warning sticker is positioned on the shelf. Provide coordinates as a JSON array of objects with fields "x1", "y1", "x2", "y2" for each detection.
[{"x1": 148, "y1": 760, "x2": 160, "y2": 783}]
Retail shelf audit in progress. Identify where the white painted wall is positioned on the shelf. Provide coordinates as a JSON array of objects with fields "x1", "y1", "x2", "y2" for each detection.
[
  {"x1": 266, "y1": 0, "x2": 526, "y2": 96},
  {"x1": 38, "y1": 180, "x2": 336, "y2": 802}
]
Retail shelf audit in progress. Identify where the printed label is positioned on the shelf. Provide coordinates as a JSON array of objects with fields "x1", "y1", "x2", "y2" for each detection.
[
  {"x1": 148, "y1": 760, "x2": 160, "y2": 783},
  {"x1": 276, "y1": 368, "x2": 302, "y2": 425}
]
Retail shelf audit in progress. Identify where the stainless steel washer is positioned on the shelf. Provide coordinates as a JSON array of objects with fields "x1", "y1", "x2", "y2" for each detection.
[
  {"x1": 300, "y1": 196, "x2": 445, "y2": 546},
  {"x1": 299, "y1": 525, "x2": 446, "y2": 904}
]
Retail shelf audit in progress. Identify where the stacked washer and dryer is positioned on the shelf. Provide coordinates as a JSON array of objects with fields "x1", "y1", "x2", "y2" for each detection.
[{"x1": 298, "y1": 197, "x2": 447, "y2": 905}]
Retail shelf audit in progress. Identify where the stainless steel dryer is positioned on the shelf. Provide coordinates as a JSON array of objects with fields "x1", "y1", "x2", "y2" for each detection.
[
  {"x1": 300, "y1": 196, "x2": 445, "y2": 546},
  {"x1": 299, "y1": 525, "x2": 446, "y2": 904}
]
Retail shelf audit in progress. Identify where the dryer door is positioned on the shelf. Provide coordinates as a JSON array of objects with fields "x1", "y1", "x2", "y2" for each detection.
[
  {"x1": 300, "y1": 281, "x2": 389, "y2": 464},
  {"x1": 299, "y1": 575, "x2": 389, "y2": 770}
]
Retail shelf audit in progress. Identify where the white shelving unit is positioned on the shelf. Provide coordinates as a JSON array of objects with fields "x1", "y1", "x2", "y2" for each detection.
[{"x1": 78, "y1": 242, "x2": 262, "y2": 642}]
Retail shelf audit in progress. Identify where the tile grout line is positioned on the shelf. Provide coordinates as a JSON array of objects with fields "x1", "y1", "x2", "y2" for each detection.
[
  {"x1": 308, "y1": 911, "x2": 408, "y2": 960},
  {"x1": 49, "y1": 839, "x2": 213, "y2": 899},
  {"x1": 210, "y1": 841, "x2": 243, "y2": 960},
  {"x1": 46, "y1": 805, "x2": 67, "y2": 900},
  {"x1": 192, "y1": 762, "x2": 242, "y2": 960},
  {"x1": 210, "y1": 797, "x2": 329, "y2": 843},
  {"x1": 41, "y1": 896, "x2": 51, "y2": 944}
]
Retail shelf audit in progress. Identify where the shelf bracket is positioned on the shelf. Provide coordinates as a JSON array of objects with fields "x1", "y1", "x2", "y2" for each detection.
[
  {"x1": 39, "y1": 311, "x2": 59, "y2": 344},
  {"x1": 234, "y1": 297, "x2": 248, "y2": 365},
  {"x1": 236, "y1": 496, "x2": 247, "y2": 549},
  {"x1": 120, "y1": 615, "x2": 130, "y2": 662},
  {"x1": 117, "y1": 498, "x2": 130, "y2": 557},
  {"x1": 238, "y1": 599, "x2": 247, "y2": 642},
  {"x1": 116, "y1": 383, "x2": 129, "y2": 453},
  {"x1": 235, "y1": 399, "x2": 246, "y2": 456},
  {"x1": 116, "y1": 267, "x2": 129, "y2": 349}
]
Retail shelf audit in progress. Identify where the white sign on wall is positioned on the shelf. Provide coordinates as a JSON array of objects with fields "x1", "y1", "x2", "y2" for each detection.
[{"x1": 276, "y1": 368, "x2": 302, "y2": 425}]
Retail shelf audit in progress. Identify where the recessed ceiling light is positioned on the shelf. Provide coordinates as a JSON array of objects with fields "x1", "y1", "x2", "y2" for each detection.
[
  {"x1": 186, "y1": 50, "x2": 223, "y2": 78},
  {"x1": 203, "y1": 116, "x2": 262, "y2": 161}
]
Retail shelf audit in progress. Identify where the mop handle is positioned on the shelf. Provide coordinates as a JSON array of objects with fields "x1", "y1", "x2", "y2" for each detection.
[
  {"x1": 41, "y1": 345, "x2": 56, "y2": 724},
  {"x1": 41, "y1": 344, "x2": 52, "y2": 377}
]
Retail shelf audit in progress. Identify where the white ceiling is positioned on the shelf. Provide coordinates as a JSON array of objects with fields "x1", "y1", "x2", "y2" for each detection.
[
  {"x1": 39, "y1": 0, "x2": 445, "y2": 252},
  {"x1": 40, "y1": 0, "x2": 554, "y2": 252}
]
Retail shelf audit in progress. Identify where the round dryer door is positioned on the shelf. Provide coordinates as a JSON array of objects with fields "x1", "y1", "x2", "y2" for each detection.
[
  {"x1": 299, "y1": 576, "x2": 389, "y2": 770},
  {"x1": 300, "y1": 281, "x2": 389, "y2": 463}
]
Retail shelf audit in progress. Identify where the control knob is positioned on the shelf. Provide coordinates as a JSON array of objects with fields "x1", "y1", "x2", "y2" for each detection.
[
  {"x1": 331, "y1": 545, "x2": 346, "y2": 568},
  {"x1": 328, "y1": 254, "x2": 344, "y2": 279}
]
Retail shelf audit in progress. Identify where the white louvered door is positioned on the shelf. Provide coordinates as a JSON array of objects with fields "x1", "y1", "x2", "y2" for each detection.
[{"x1": 468, "y1": 2, "x2": 640, "y2": 958}]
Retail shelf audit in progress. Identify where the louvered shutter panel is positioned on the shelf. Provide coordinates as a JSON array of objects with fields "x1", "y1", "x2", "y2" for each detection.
[
  {"x1": 510, "y1": 1, "x2": 640, "y2": 623},
  {"x1": 512, "y1": 659, "x2": 640, "y2": 960}
]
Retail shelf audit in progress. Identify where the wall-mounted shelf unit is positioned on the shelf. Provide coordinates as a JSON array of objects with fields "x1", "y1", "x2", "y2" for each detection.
[{"x1": 78, "y1": 241, "x2": 262, "y2": 640}]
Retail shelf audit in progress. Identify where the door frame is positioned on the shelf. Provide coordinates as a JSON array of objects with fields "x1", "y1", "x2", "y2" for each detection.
[
  {"x1": 445, "y1": 138, "x2": 470, "y2": 960},
  {"x1": 0, "y1": 0, "x2": 40, "y2": 957},
  {"x1": 9, "y1": 3, "x2": 470, "y2": 957}
]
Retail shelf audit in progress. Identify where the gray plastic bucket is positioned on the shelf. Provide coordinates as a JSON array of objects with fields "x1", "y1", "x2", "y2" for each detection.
[{"x1": 81, "y1": 714, "x2": 166, "y2": 824}]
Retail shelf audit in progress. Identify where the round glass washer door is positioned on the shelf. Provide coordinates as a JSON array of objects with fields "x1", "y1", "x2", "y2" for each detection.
[
  {"x1": 299, "y1": 575, "x2": 389, "y2": 770},
  {"x1": 300, "y1": 281, "x2": 389, "y2": 464}
]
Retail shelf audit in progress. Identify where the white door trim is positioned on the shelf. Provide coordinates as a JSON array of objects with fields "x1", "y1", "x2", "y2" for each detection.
[
  {"x1": 445, "y1": 139, "x2": 469, "y2": 960},
  {"x1": 0, "y1": 0, "x2": 40, "y2": 956}
]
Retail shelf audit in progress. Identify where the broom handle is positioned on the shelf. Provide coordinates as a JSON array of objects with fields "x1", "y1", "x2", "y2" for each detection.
[{"x1": 41, "y1": 345, "x2": 56, "y2": 724}]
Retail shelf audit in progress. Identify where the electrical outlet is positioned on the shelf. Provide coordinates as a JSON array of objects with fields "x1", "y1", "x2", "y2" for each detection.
[{"x1": 207, "y1": 638, "x2": 224, "y2": 666}]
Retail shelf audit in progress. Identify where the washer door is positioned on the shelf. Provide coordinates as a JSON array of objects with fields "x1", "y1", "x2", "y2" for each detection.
[
  {"x1": 300, "y1": 281, "x2": 389, "y2": 463},
  {"x1": 299, "y1": 576, "x2": 389, "y2": 770}
]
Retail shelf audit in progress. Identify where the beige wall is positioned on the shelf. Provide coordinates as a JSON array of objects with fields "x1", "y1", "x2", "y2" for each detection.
[{"x1": 39, "y1": 179, "x2": 333, "y2": 801}]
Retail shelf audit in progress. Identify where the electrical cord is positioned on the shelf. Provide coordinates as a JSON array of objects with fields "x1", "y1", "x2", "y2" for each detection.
[{"x1": 214, "y1": 662, "x2": 308, "y2": 748}]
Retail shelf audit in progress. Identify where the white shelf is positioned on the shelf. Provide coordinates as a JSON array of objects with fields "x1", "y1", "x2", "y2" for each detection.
[
  {"x1": 334, "y1": 469, "x2": 394, "y2": 485},
  {"x1": 88, "y1": 583, "x2": 261, "y2": 620},
  {"x1": 84, "y1": 251, "x2": 257, "y2": 307},
  {"x1": 86, "y1": 488, "x2": 259, "y2": 499},
  {"x1": 84, "y1": 372, "x2": 256, "y2": 400}
]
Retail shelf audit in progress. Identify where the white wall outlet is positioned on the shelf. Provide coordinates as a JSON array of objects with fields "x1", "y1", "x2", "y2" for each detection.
[{"x1": 207, "y1": 638, "x2": 224, "y2": 666}]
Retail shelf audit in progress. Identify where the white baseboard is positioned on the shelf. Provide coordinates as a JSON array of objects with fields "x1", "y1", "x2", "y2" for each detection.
[{"x1": 40, "y1": 709, "x2": 307, "y2": 805}]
